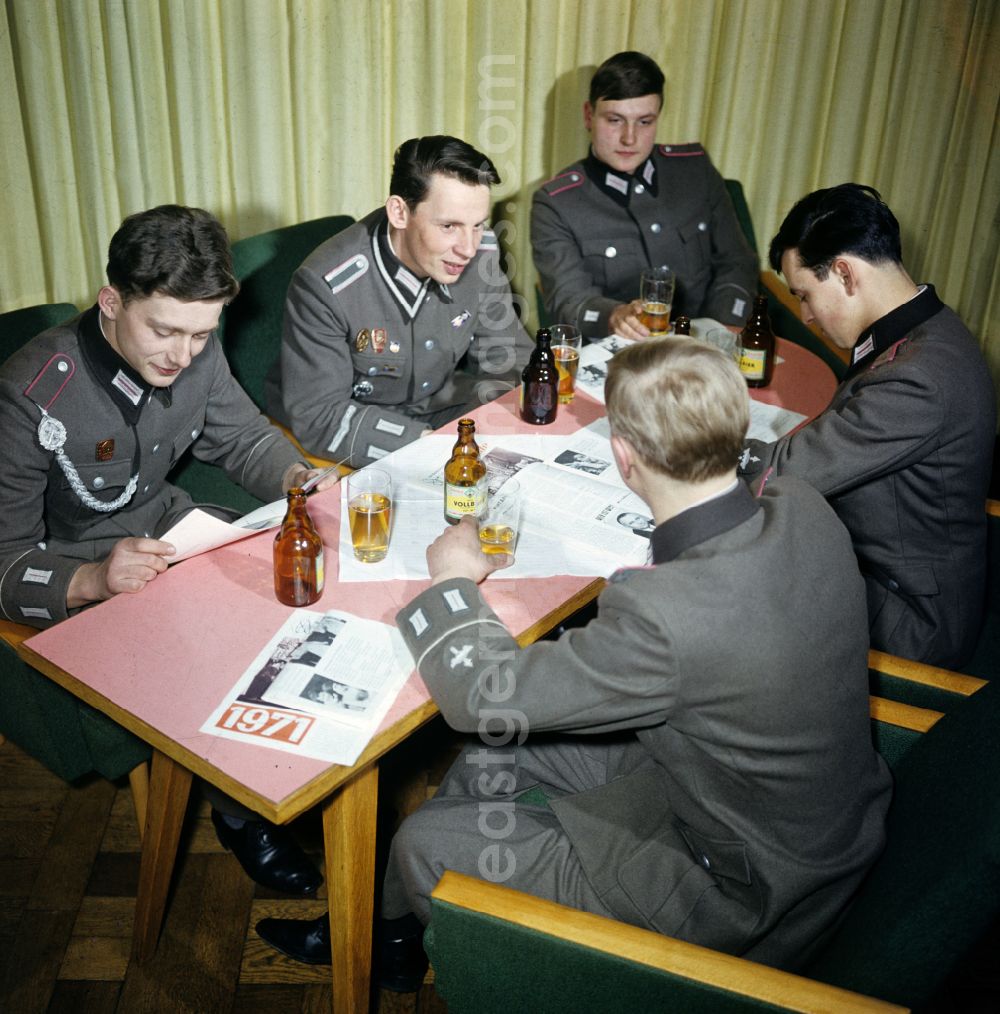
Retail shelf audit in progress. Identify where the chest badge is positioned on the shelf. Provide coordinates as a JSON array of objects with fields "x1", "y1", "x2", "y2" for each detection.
[
  {"x1": 372, "y1": 327, "x2": 387, "y2": 353},
  {"x1": 450, "y1": 310, "x2": 472, "y2": 328},
  {"x1": 354, "y1": 328, "x2": 371, "y2": 352},
  {"x1": 96, "y1": 438, "x2": 115, "y2": 462},
  {"x1": 389, "y1": 340, "x2": 401, "y2": 354}
]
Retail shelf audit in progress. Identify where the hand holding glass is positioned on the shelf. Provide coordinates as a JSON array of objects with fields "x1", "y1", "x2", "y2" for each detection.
[
  {"x1": 640, "y1": 266, "x2": 675, "y2": 336},
  {"x1": 479, "y1": 481, "x2": 521, "y2": 558},
  {"x1": 550, "y1": 324, "x2": 582, "y2": 404},
  {"x1": 347, "y1": 468, "x2": 392, "y2": 563}
]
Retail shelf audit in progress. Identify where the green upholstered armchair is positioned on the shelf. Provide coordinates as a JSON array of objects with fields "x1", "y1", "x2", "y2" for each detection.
[
  {"x1": 168, "y1": 213, "x2": 356, "y2": 502},
  {"x1": 424, "y1": 658, "x2": 1000, "y2": 1013},
  {"x1": 1, "y1": 301, "x2": 79, "y2": 363}
]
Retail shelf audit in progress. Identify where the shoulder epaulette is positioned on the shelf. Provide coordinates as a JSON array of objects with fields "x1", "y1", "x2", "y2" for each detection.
[
  {"x1": 540, "y1": 169, "x2": 586, "y2": 197},
  {"x1": 657, "y1": 142, "x2": 706, "y2": 158},
  {"x1": 323, "y1": 253, "x2": 369, "y2": 295},
  {"x1": 23, "y1": 353, "x2": 76, "y2": 411}
]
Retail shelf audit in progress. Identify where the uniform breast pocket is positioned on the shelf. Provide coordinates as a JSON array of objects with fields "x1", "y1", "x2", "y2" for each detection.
[
  {"x1": 64, "y1": 458, "x2": 135, "y2": 497},
  {"x1": 170, "y1": 413, "x2": 206, "y2": 466},
  {"x1": 352, "y1": 345, "x2": 410, "y2": 402},
  {"x1": 580, "y1": 236, "x2": 643, "y2": 303},
  {"x1": 676, "y1": 215, "x2": 713, "y2": 279}
]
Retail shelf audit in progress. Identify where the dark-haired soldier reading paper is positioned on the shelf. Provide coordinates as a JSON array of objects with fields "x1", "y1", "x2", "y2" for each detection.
[
  {"x1": 267, "y1": 135, "x2": 533, "y2": 468},
  {"x1": 257, "y1": 339, "x2": 890, "y2": 985},
  {"x1": 740, "y1": 184, "x2": 996, "y2": 668},
  {"x1": 0, "y1": 204, "x2": 336, "y2": 901}
]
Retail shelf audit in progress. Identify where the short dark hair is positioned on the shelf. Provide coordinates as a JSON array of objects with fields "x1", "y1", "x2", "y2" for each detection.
[
  {"x1": 589, "y1": 51, "x2": 664, "y2": 106},
  {"x1": 768, "y1": 184, "x2": 903, "y2": 279},
  {"x1": 106, "y1": 205, "x2": 239, "y2": 304},
  {"x1": 389, "y1": 135, "x2": 500, "y2": 209}
]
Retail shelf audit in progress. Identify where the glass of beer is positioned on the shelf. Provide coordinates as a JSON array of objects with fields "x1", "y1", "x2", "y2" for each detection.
[
  {"x1": 640, "y1": 266, "x2": 675, "y2": 336},
  {"x1": 706, "y1": 327, "x2": 742, "y2": 363},
  {"x1": 550, "y1": 324, "x2": 582, "y2": 404},
  {"x1": 347, "y1": 468, "x2": 392, "y2": 563},
  {"x1": 478, "y1": 480, "x2": 521, "y2": 558}
]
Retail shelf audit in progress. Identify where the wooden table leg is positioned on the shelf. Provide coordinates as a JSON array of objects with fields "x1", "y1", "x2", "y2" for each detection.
[
  {"x1": 132, "y1": 748, "x2": 193, "y2": 962},
  {"x1": 323, "y1": 762, "x2": 379, "y2": 1014}
]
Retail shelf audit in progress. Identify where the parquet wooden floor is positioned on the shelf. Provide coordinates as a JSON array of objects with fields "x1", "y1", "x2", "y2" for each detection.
[{"x1": 0, "y1": 734, "x2": 449, "y2": 1014}]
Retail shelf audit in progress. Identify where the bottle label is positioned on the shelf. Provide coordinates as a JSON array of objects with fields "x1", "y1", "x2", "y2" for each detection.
[
  {"x1": 315, "y1": 548, "x2": 325, "y2": 592},
  {"x1": 739, "y1": 348, "x2": 767, "y2": 381},
  {"x1": 445, "y1": 479, "x2": 487, "y2": 520}
]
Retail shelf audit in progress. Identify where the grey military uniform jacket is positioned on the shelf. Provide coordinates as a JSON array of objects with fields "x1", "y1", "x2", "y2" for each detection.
[
  {"x1": 531, "y1": 145, "x2": 759, "y2": 339},
  {"x1": 266, "y1": 209, "x2": 534, "y2": 468},
  {"x1": 740, "y1": 285, "x2": 996, "y2": 669},
  {"x1": 397, "y1": 479, "x2": 890, "y2": 967},
  {"x1": 0, "y1": 307, "x2": 303, "y2": 628}
]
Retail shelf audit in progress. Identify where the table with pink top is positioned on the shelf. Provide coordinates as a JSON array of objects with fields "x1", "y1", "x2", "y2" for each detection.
[{"x1": 15, "y1": 337, "x2": 836, "y2": 1012}]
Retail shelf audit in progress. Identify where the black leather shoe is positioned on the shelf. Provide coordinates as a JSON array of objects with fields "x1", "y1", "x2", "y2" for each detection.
[
  {"x1": 256, "y1": 913, "x2": 331, "y2": 964},
  {"x1": 211, "y1": 810, "x2": 322, "y2": 895},
  {"x1": 377, "y1": 914, "x2": 428, "y2": 993}
]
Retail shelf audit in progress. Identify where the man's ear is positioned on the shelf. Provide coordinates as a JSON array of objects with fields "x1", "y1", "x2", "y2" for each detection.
[
  {"x1": 97, "y1": 285, "x2": 121, "y2": 319},
  {"x1": 385, "y1": 195, "x2": 410, "y2": 230},
  {"x1": 583, "y1": 100, "x2": 594, "y2": 131},
  {"x1": 610, "y1": 433, "x2": 634, "y2": 480},
  {"x1": 830, "y1": 256, "x2": 860, "y2": 296}
]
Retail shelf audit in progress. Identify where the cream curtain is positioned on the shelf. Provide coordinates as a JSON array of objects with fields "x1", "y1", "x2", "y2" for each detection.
[{"x1": 2, "y1": 0, "x2": 998, "y2": 405}]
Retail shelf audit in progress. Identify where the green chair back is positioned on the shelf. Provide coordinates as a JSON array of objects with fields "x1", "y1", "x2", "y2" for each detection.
[
  {"x1": 1, "y1": 302, "x2": 79, "y2": 364},
  {"x1": 723, "y1": 179, "x2": 758, "y2": 252},
  {"x1": 220, "y1": 214, "x2": 354, "y2": 409}
]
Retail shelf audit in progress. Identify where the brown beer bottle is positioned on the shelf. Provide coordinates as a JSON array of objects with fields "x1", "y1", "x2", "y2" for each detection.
[
  {"x1": 520, "y1": 328, "x2": 559, "y2": 425},
  {"x1": 739, "y1": 295, "x2": 776, "y2": 388},
  {"x1": 273, "y1": 488, "x2": 325, "y2": 606},
  {"x1": 673, "y1": 315, "x2": 691, "y2": 335},
  {"x1": 444, "y1": 418, "x2": 487, "y2": 525}
]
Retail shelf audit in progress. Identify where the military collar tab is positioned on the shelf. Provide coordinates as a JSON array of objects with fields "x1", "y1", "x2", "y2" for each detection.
[
  {"x1": 78, "y1": 305, "x2": 160, "y2": 423},
  {"x1": 650, "y1": 481, "x2": 759, "y2": 564},
  {"x1": 372, "y1": 215, "x2": 432, "y2": 319},
  {"x1": 583, "y1": 152, "x2": 658, "y2": 208},
  {"x1": 846, "y1": 284, "x2": 942, "y2": 378}
]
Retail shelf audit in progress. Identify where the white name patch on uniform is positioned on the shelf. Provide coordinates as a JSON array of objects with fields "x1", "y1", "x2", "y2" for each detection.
[
  {"x1": 374, "y1": 418, "x2": 406, "y2": 436},
  {"x1": 366, "y1": 445, "x2": 390, "y2": 460},
  {"x1": 731, "y1": 297, "x2": 747, "y2": 318},
  {"x1": 22, "y1": 567, "x2": 53, "y2": 585},
  {"x1": 112, "y1": 370, "x2": 144, "y2": 405},
  {"x1": 20, "y1": 606, "x2": 52, "y2": 620},
  {"x1": 442, "y1": 588, "x2": 468, "y2": 613},
  {"x1": 407, "y1": 608, "x2": 429, "y2": 637}
]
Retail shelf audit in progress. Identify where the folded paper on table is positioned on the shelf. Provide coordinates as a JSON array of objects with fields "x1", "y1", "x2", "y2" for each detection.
[{"x1": 159, "y1": 498, "x2": 288, "y2": 563}]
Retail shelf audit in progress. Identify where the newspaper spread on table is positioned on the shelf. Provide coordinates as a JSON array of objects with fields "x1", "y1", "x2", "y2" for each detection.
[
  {"x1": 576, "y1": 328, "x2": 806, "y2": 441},
  {"x1": 338, "y1": 424, "x2": 656, "y2": 582},
  {"x1": 200, "y1": 608, "x2": 413, "y2": 764}
]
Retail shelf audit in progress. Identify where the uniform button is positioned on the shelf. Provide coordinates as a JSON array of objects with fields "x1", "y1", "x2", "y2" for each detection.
[
  {"x1": 142, "y1": 485, "x2": 149, "y2": 494},
  {"x1": 634, "y1": 183, "x2": 645, "y2": 194},
  {"x1": 152, "y1": 443, "x2": 160, "y2": 453},
  {"x1": 700, "y1": 853, "x2": 711, "y2": 871},
  {"x1": 421, "y1": 381, "x2": 431, "y2": 390},
  {"x1": 58, "y1": 360, "x2": 69, "y2": 372},
  {"x1": 604, "y1": 246, "x2": 617, "y2": 258},
  {"x1": 698, "y1": 221, "x2": 708, "y2": 232},
  {"x1": 663, "y1": 145, "x2": 672, "y2": 153},
  {"x1": 367, "y1": 366, "x2": 377, "y2": 376},
  {"x1": 650, "y1": 222, "x2": 662, "y2": 234},
  {"x1": 93, "y1": 476, "x2": 105, "y2": 489},
  {"x1": 190, "y1": 428, "x2": 199, "y2": 440},
  {"x1": 887, "y1": 579, "x2": 900, "y2": 592},
  {"x1": 570, "y1": 174, "x2": 579, "y2": 182},
  {"x1": 424, "y1": 339, "x2": 435, "y2": 350},
  {"x1": 143, "y1": 531, "x2": 150, "y2": 538}
]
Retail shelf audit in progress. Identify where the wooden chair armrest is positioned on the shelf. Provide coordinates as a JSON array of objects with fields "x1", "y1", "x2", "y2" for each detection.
[
  {"x1": 431, "y1": 871, "x2": 906, "y2": 1012},
  {"x1": 0, "y1": 619, "x2": 38, "y2": 650},
  {"x1": 869, "y1": 694, "x2": 942, "y2": 732},
  {"x1": 987, "y1": 498, "x2": 1000, "y2": 518},
  {"x1": 868, "y1": 649, "x2": 986, "y2": 696},
  {"x1": 759, "y1": 270, "x2": 850, "y2": 368}
]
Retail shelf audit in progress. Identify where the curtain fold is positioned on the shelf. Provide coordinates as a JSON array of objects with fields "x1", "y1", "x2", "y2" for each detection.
[{"x1": 2, "y1": 0, "x2": 997, "y2": 410}]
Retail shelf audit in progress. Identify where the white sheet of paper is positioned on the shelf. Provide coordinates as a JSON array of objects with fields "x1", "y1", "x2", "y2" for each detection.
[{"x1": 159, "y1": 498, "x2": 287, "y2": 563}]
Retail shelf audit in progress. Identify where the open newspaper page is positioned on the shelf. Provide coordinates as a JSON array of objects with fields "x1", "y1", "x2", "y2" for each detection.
[
  {"x1": 338, "y1": 426, "x2": 650, "y2": 582},
  {"x1": 575, "y1": 333, "x2": 806, "y2": 439},
  {"x1": 200, "y1": 608, "x2": 412, "y2": 764}
]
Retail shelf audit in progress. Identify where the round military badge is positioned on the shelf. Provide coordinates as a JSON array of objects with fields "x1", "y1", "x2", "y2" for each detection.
[{"x1": 355, "y1": 329, "x2": 371, "y2": 352}]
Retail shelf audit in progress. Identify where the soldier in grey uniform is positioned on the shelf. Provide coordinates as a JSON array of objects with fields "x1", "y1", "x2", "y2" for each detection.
[
  {"x1": 267, "y1": 135, "x2": 533, "y2": 468},
  {"x1": 0, "y1": 205, "x2": 336, "y2": 896},
  {"x1": 740, "y1": 184, "x2": 996, "y2": 668},
  {"x1": 256, "y1": 339, "x2": 890, "y2": 978},
  {"x1": 531, "y1": 51, "x2": 759, "y2": 341}
]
